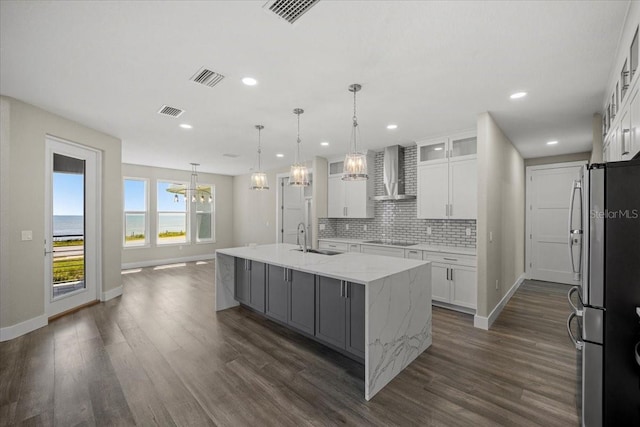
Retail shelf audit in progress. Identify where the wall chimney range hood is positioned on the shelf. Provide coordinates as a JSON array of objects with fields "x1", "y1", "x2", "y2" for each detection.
[{"x1": 372, "y1": 145, "x2": 416, "y2": 201}]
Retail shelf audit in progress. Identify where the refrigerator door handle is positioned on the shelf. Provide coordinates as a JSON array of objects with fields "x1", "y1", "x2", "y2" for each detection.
[
  {"x1": 568, "y1": 179, "x2": 582, "y2": 281},
  {"x1": 566, "y1": 312, "x2": 584, "y2": 350},
  {"x1": 635, "y1": 341, "x2": 640, "y2": 368},
  {"x1": 568, "y1": 286, "x2": 583, "y2": 316}
]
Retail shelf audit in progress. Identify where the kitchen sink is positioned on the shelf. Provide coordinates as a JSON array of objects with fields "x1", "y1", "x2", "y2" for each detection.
[
  {"x1": 292, "y1": 248, "x2": 342, "y2": 256},
  {"x1": 363, "y1": 240, "x2": 417, "y2": 247}
]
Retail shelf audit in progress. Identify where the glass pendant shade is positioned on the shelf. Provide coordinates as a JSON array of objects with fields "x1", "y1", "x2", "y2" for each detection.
[
  {"x1": 250, "y1": 171, "x2": 269, "y2": 190},
  {"x1": 342, "y1": 83, "x2": 368, "y2": 181},
  {"x1": 288, "y1": 108, "x2": 310, "y2": 187},
  {"x1": 342, "y1": 152, "x2": 368, "y2": 180},
  {"x1": 289, "y1": 163, "x2": 310, "y2": 187},
  {"x1": 250, "y1": 125, "x2": 269, "y2": 190}
]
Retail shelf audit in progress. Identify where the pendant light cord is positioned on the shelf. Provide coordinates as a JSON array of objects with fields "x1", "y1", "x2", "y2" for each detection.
[
  {"x1": 296, "y1": 111, "x2": 302, "y2": 163},
  {"x1": 352, "y1": 87, "x2": 358, "y2": 152},
  {"x1": 257, "y1": 126, "x2": 262, "y2": 171}
]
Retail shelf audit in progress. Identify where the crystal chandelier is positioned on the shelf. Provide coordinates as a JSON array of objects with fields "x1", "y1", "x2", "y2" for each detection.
[
  {"x1": 249, "y1": 125, "x2": 269, "y2": 190},
  {"x1": 171, "y1": 163, "x2": 212, "y2": 203},
  {"x1": 342, "y1": 83, "x2": 368, "y2": 181},
  {"x1": 289, "y1": 108, "x2": 310, "y2": 187}
]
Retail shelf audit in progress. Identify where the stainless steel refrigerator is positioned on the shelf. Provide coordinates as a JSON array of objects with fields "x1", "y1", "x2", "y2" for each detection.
[{"x1": 566, "y1": 158, "x2": 640, "y2": 426}]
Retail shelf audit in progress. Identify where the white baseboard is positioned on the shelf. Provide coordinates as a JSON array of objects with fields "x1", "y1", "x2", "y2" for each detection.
[
  {"x1": 102, "y1": 286, "x2": 123, "y2": 301},
  {"x1": 474, "y1": 273, "x2": 526, "y2": 330},
  {"x1": 121, "y1": 254, "x2": 215, "y2": 270},
  {"x1": 0, "y1": 314, "x2": 48, "y2": 342}
]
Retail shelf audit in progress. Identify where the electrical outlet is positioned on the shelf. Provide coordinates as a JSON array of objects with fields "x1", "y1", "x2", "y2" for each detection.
[
  {"x1": 21, "y1": 230, "x2": 33, "y2": 241},
  {"x1": 466, "y1": 228, "x2": 471, "y2": 236},
  {"x1": 495, "y1": 279, "x2": 499, "y2": 290},
  {"x1": 489, "y1": 231, "x2": 493, "y2": 242},
  {"x1": 319, "y1": 224, "x2": 326, "y2": 231},
  {"x1": 345, "y1": 224, "x2": 349, "y2": 231},
  {"x1": 363, "y1": 224, "x2": 367, "y2": 232},
  {"x1": 427, "y1": 226, "x2": 432, "y2": 235}
]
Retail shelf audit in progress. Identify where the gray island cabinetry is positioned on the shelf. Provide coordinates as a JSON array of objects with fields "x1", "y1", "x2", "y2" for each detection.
[{"x1": 215, "y1": 243, "x2": 432, "y2": 401}]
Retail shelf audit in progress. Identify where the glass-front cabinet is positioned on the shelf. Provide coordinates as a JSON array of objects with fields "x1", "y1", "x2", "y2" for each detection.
[{"x1": 417, "y1": 131, "x2": 476, "y2": 165}]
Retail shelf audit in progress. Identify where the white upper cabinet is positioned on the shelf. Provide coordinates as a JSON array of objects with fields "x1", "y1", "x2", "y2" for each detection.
[
  {"x1": 417, "y1": 131, "x2": 477, "y2": 220},
  {"x1": 629, "y1": 86, "x2": 640, "y2": 159},
  {"x1": 326, "y1": 153, "x2": 375, "y2": 219}
]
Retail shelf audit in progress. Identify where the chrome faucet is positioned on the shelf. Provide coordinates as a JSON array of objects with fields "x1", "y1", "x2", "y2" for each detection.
[{"x1": 297, "y1": 222, "x2": 307, "y2": 253}]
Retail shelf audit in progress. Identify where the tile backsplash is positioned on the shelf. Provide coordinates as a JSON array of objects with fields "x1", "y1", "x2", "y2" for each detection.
[{"x1": 318, "y1": 146, "x2": 476, "y2": 248}]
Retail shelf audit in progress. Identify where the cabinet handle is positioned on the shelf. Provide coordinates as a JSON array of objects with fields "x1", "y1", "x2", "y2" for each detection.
[
  {"x1": 449, "y1": 204, "x2": 453, "y2": 216},
  {"x1": 444, "y1": 257, "x2": 457, "y2": 261},
  {"x1": 451, "y1": 269, "x2": 454, "y2": 281},
  {"x1": 622, "y1": 129, "x2": 630, "y2": 155},
  {"x1": 445, "y1": 204, "x2": 449, "y2": 217},
  {"x1": 340, "y1": 280, "x2": 344, "y2": 297},
  {"x1": 446, "y1": 268, "x2": 449, "y2": 280},
  {"x1": 345, "y1": 282, "x2": 349, "y2": 298},
  {"x1": 283, "y1": 267, "x2": 287, "y2": 282},
  {"x1": 409, "y1": 250, "x2": 418, "y2": 254}
]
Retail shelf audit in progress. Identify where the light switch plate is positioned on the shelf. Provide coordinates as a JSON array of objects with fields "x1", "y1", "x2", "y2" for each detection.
[
  {"x1": 345, "y1": 224, "x2": 349, "y2": 231},
  {"x1": 489, "y1": 231, "x2": 493, "y2": 242},
  {"x1": 319, "y1": 224, "x2": 325, "y2": 231},
  {"x1": 21, "y1": 230, "x2": 33, "y2": 241},
  {"x1": 466, "y1": 228, "x2": 471, "y2": 236},
  {"x1": 363, "y1": 224, "x2": 367, "y2": 232}
]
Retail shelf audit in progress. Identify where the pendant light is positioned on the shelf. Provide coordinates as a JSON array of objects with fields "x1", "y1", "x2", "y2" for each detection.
[
  {"x1": 342, "y1": 83, "x2": 368, "y2": 181},
  {"x1": 170, "y1": 163, "x2": 212, "y2": 203},
  {"x1": 288, "y1": 108, "x2": 310, "y2": 187},
  {"x1": 249, "y1": 125, "x2": 269, "y2": 190}
]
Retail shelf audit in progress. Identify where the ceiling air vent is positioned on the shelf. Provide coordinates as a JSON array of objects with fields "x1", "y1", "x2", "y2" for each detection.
[
  {"x1": 190, "y1": 67, "x2": 225, "y2": 88},
  {"x1": 264, "y1": 0, "x2": 320, "y2": 24},
  {"x1": 223, "y1": 153, "x2": 239, "y2": 158},
  {"x1": 157, "y1": 105, "x2": 184, "y2": 118}
]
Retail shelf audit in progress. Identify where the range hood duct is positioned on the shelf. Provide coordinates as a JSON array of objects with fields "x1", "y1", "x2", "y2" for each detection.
[{"x1": 372, "y1": 145, "x2": 416, "y2": 201}]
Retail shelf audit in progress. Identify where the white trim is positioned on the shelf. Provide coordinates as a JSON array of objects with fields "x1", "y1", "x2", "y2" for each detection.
[
  {"x1": 0, "y1": 98, "x2": 10, "y2": 334},
  {"x1": 121, "y1": 254, "x2": 215, "y2": 270},
  {"x1": 474, "y1": 273, "x2": 526, "y2": 330},
  {"x1": 0, "y1": 314, "x2": 48, "y2": 342},
  {"x1": 101, "y1": 286, "x2": 123, "y2": 301},
  {"x1": 525, "y1": 161, "x2": 587, "y2": 280}
]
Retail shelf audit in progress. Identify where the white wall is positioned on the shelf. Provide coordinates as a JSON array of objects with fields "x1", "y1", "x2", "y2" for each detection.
[
  {"x1": 524, "y1": 151, "x2": 591, "y2": 168},
  {"x1": 476, "y1": 112, "x2": 526, "y2": 323},
  {"x1": 0, "y1": 96, "x2": 122, "y2": 330},
  {"x1": 121, "y1": 163, "x2": 234, "y2": 267}
]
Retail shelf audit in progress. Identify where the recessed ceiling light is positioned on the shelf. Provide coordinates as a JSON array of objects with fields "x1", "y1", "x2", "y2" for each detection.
[
  {"x1": 434, "y1": 147, "x2": 443, "y2": 151},
  {"x1": 320, "y1": 141, "x2": 329, "y2": 146},
  {"x1": 179, "y1": 124, "x2": 192, "y2": 129},
  {"x1": 510, "y1": 91, "x2": 527, "y2": 99},
  {"x1": 242, "y1": 77, "x2": 258, "y2": 86},
  {"x1": 386, "y1": 124, "x2": 398, "y2": 130},
  {"x1": 276, "y1": 153, "x2": 284, "y2": 158},
  {"x1": 546, "y1": 140, "x2": 558, "y2": 145}
]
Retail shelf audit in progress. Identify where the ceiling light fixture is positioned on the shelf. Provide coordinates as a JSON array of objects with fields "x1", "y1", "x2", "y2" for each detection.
[
  {"x1": 342, "y1": 83, "x2": 368, "y2": 181},
  {"x1": 250, "y1": 125, "x2": 269, "y2": 190},
  {"x1": 386, "y1": 124, "x2": 398, "y2": 130},
  {"x1": 242, "y1": 77, "x2": 258, "y2": 86},
  {"x1": 169, "y1": 163, "x2": 212, "y2": 204},
  {"x1": 320, "y1": 141, "x2": 329, "y2": 146},
  {"x1": 546, "y1": 140, "x2": 558, "y2": 145},
  {"x1": 288, "y1": 108, "x2": 310, "y2": 187},
  {"x1": 510, "y1": 91, "x2": 527, "y2": 99},
  {"x1": 434, "y1": 147, "x2": 443, "y2": 151},
  {"x1": 179, "y1": 124, "x2": 192, "y2": 129},
  {"x1": 276, "y1": 153, "x2": 284, "y2": 158}
]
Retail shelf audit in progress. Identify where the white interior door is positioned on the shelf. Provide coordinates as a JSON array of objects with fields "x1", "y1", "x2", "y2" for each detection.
[
  {"x1": 280, "y1": 177, "x2": 305, "y2": 244},
  {"x1": 528, "y1": 164, "x2": 583, "y2": 284},
  {"x1": 45, "y1": 137, "x2": 100, "y2": 317}
]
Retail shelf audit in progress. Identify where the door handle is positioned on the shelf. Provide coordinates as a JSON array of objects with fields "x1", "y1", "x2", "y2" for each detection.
[
  {"x1": 566, "y1": 312, "x2": 584, "y2": 351},
  {"x1": 567, "y1": 286, "x2": 583, "y2": 316},
  {"x1": 446, "y1": 268, "x2": 449, "y2": 281},
  {"x1": 339, "y1": 280, "x2": 344, "y2": 297},
  {"x1": 345, "y1": 282, "x2": 349, "y2": 298}
]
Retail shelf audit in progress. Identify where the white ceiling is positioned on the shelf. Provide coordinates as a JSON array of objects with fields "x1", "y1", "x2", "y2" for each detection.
[{"x1": 0, "y1": 1, "x2": 629, "y2": 175}]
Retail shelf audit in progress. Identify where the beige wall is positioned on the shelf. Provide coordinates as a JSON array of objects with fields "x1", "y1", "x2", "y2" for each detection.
[
  {"x1": 476, "y1": 112, "x2": 526, "y2": 319},
  {"x1": 0, "y1": 96, "x2": 122, "y2": 329},
  {"x1": 232, "y1": 158, "x2": 326, "y2": 247},
  {"x1": 590, "y1": 113, "x2": 603, "y2": 164},
  {"x1": 121, "y1": 163, "x2": 234, "y2": 266},
  {"x1": 524, "y1": 151, "x2": 591, "y2": 167}
]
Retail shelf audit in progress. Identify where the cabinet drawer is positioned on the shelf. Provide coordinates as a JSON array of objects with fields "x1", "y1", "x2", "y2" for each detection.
[
  {"x1": 361, "y1": 245, "x2": 405, "y2": 258},
  {"x1": 318, "y1": 241, "x2": 348, "y2": 252},
  {"x1": 348, "y1": 244, "x2": 361, "y2": 252},
  {"x1": 423, "y1": 252, "x2": 476, "y2": 267},
  {"x1": 404, "y1": 249, "x2": 423, "y2": 260}
]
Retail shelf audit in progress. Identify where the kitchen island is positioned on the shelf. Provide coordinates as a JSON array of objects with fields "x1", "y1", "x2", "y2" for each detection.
[{"x1": 215, "y1": 243, "x2": 431, "y2": 400}]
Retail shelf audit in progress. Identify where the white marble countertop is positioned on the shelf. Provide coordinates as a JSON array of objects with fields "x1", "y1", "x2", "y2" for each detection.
[
  {"x1": 216, "y1": 243, "x2": 428, "y2": 285},
  {"x1": 318, "y1": 238, "x2": 476, "y2": 256}
]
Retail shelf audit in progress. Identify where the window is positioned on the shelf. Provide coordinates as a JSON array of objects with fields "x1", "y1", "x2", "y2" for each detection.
[
  {"x1": 157, "y1": 181, "x2": 188, "y2": 245},
  {"x1": 195, "y1": 184, "x2": 215, "y2": 242},
  {"x1": 123, "y1": 178, "x2": 148, "y2": 247}
]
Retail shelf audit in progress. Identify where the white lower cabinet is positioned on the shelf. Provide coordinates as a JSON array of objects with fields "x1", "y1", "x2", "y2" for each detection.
[
  {"x1": 450, "y1": 265, "x2": 477, "y2": 309},
  {"x1": 360, "y1": 244, "x2": 405, "y2": 258},
  {"x1": 431, "y1": 263, "x2": 450, "y2": 302},
  {"x1": 424, "y1": 252, "x2": 477, "y2": 310}
]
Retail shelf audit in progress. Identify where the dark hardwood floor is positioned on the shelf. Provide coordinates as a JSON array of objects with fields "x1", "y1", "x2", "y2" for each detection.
[{"x1": 0, "y1": 262, "x2": 578, "y2": 426}]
